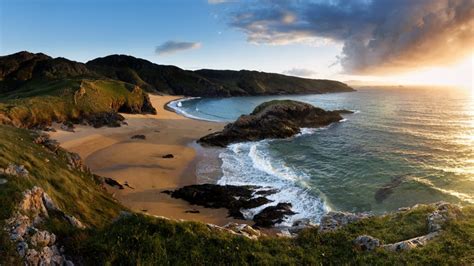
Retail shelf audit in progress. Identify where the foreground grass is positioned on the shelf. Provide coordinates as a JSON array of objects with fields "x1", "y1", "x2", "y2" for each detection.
[
  {"x1": 0, "y1": 125, "x2": 473, "y2": 264},
  {"x1": 73, "y1": 205, "x2": 473, "y2": 265},
  {"x1": 0, "y1": 78, "x2": 150, "y2": 128}
]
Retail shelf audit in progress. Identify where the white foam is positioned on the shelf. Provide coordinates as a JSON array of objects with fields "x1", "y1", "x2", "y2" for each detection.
[
  {"x1": 167, "y1": 97, "x2": 222, "y2": 122},
  {"x1": 218, "y1": 141, "x2": 329, "y2": 225}
]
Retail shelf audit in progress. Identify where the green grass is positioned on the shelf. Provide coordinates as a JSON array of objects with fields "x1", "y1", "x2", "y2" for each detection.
[
  {"x1": 0, "y1": 125, "x2": 472, "y2": 265},
  {"x1": 0, "y1": 78, "x2": 150, "y2": 128},
  {"x1": 74, "y1": 206, "x2": 474, "y2": 265}
]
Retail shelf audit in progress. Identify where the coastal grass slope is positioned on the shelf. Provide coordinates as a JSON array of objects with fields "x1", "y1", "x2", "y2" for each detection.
[
  {"x1": 0, "y1": 78, "x2": 155, "y2": 128},
  {"x1": 1, "y1": 125, "x2": 473, "y2": 264}
]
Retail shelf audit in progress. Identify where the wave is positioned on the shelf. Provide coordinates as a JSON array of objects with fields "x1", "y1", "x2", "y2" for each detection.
[
  {"x1": 411, "y1": 177, "x2": 474, "y2": 204},
  {"x1": 167, "y1": 97, "x2": 223, "y2": 122},
  {"x1": 218, "y1": 141, "x2": 329, "y2": 226}
]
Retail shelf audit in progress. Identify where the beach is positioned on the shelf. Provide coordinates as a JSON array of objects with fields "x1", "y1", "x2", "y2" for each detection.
[{"x1": 49, "y1": 95, "x2": 245, "y2": 225}]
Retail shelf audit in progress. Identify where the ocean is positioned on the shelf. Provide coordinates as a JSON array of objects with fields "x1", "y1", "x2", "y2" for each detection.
[{"x1": 168, "y1": 87, "x2": 474, "y2": 225}]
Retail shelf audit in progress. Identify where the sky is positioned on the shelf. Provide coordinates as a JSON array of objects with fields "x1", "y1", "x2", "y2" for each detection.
[{"x1": 1, "y1": 0, "x2": 473, "y2": 88}]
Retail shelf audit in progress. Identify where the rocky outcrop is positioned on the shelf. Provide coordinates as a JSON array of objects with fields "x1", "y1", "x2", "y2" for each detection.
[
  {"x1": 33, "y1": 133, "x2": 89, "y2": 173},
  {"x1": 163, "y1": 184, "x2": 298, "y2": 227},
  {"x1": 0, "y1": 163, "x2": 29, "y2": 178},
  {"x1": 350, "y1": 202, "x2": 462, "y2": 252},
  {"x1": 382, "y1": 231, "x2": 440, "y2": 252},
  {"x1": 163, "y1": 184, "x2": 274, "y2": 219},
  {"x1": 221, "y1": 223, "x2": 262, "y2": 240},
  {"x1": 319, "y1": 211, "x2": 372, "y2": 232},
  {"x1": 199, "y1": 100, "x2": 352, "y2": 147},
  {"x1": 353, "y1": 235, "x2": 381, "y2": 251},
  {"x1": 83, "y1": 112, "x2": 126, "y2": 128},
  {"x1": 4, "y1": 186, "x2": 85, "y2": 265}
]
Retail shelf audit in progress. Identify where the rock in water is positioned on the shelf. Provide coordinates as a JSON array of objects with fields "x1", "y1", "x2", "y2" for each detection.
[
  {"x1": 162, "y1": 154, "x2": 174, "y2": 158},
  {"x1": 198, "y1": 100, "x2": 351, "y2": 147},
  {"x1": 253, "y1": 203, "x2": 296, "y2": 228}
]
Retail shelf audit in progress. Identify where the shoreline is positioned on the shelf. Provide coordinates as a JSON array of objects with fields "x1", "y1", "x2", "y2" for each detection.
[{"x1": 48, "y1": 95, "x2": 246, "y2": 226}]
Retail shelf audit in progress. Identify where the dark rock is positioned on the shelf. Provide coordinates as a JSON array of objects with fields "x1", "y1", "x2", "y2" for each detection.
[
  {"x1": 84, "y1": 112, "x2": 125, "y2": 128},
  {"x1": 253, "y1": 203, "x2": 296, "y2": 228},
  {"x1": 164, "y1": 184, "x2": 275, "y2": 219},
  {"x1": 104, "y1": 177, "x2": 124, "y2": 189},
  {"x1": 185, "y1": 209, "x2": 200, "y2": 214},
  {"x1": 123, "y1": 182, "x2": 135, "y2": 189},
  {"x1": 162, "y1": 154, "x2": 174, "y2": 159},
  {"x1": 131, "y1": 135, "x2": 146, "y2": 140},
  {"x1": 332, "y1": 109, "x2": 354, "y2": 114},
  {"x1": 199, "y1": 100, "x2": 346, "y2": 147}
]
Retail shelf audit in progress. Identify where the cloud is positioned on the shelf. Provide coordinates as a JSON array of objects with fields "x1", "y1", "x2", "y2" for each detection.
[
  {"x1": 283, "y1": 68, "x2": 316, "y2": 77},
  {"x1": 208, "y1": 0, "x2": 232, "y2": 4},
  {"x1": 155, "y1": 41, "x2": 201, "y2": 56},
  {"x1": 226, "y1": 0, "x2": 474, "y2": 74}
]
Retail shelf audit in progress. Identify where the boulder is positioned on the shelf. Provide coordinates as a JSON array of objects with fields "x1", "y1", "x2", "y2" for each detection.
[
  {"x1": 131, "y1": 134, "x2": 146, "y2": 140},
  {"x1": 199, "y1": 100, "x2": 351, "y2": 147},
  {"x1": 319, "y1": 211, "x2": 372, "y2": 232},
  {"x1": 223, "y1": 223, "x2": 262, "y2": 240},
  {"x1": 84, "y1": 112, "x2": 125, "y2": 128},
  {"x1": 164, "y1": 184, "x2": 275, "y2": 219},
  {"x1": 353, "y1": 235, "x2": 381, "y2": 251},
  {"x1": 4, "y1": 163, "x2": 29, "y2": 178},
  {"x1": 104, "y1": 177, "x2": 125, "y2": 189},
  {"x1": 253, "y1": 203, "x2": 296, "y2": 228}
]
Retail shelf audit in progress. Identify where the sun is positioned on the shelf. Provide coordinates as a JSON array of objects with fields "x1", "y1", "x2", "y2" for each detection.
[{"x1": 393, "y1": 55, "x2": 473, "y2": 89}]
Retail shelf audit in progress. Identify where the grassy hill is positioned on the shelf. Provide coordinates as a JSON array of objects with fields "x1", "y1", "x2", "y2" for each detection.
[
  {"x1": 0, "y1": 125, "x2": 473, "y2": 264},
  {"x1": 0, "y1": 78, "x2": 155, "y2": 128},
  {"x1": 87, "y1": 54, "x2": 354, "y2": 96}
]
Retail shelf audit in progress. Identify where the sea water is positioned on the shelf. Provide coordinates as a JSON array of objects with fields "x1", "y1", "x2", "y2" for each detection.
[{"x1": 168, "y1": 87, "x2": 474, "y2": 225}]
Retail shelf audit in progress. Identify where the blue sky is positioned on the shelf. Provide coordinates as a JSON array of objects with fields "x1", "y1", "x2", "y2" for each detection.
[{"x1": 1, "y1": 0, "x2": 472, "y2": 86}]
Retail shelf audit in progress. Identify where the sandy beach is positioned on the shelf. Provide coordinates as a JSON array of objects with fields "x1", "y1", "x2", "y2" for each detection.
[{"x1": 49, "y1": 95, "x2": 244, "y2": 226}]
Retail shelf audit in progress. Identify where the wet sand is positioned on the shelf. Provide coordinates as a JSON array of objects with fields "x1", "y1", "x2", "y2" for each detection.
[{"x1": 49, "y1": 95, "x2": 245, "y2": 226}]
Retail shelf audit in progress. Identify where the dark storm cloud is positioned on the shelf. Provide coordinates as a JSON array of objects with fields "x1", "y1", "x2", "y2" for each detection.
[{"x1": 227, "y1": 0, "x2": 474, "y2": 74}]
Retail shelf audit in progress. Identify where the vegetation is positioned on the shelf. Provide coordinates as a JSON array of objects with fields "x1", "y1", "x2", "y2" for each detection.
[
  {"x1": 0, "y1": 125, "x2": 472, "y2": 264},
  {"x1": 0, "y1": 78, "x2": 154, "y2": 128}
]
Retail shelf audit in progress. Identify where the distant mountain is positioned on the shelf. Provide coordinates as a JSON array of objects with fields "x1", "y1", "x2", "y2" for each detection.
[
  {"x1": 88, "y1": 54, "x2": 354, "y2": 96},
  {"x1": 1, "y1": 51, "x2": 354, "y2": 97}
]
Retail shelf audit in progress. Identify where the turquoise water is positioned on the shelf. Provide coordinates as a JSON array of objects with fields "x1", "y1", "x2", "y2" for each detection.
[{"x1": 169, "y1": 87, "x2": 474, "y2": 224}]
